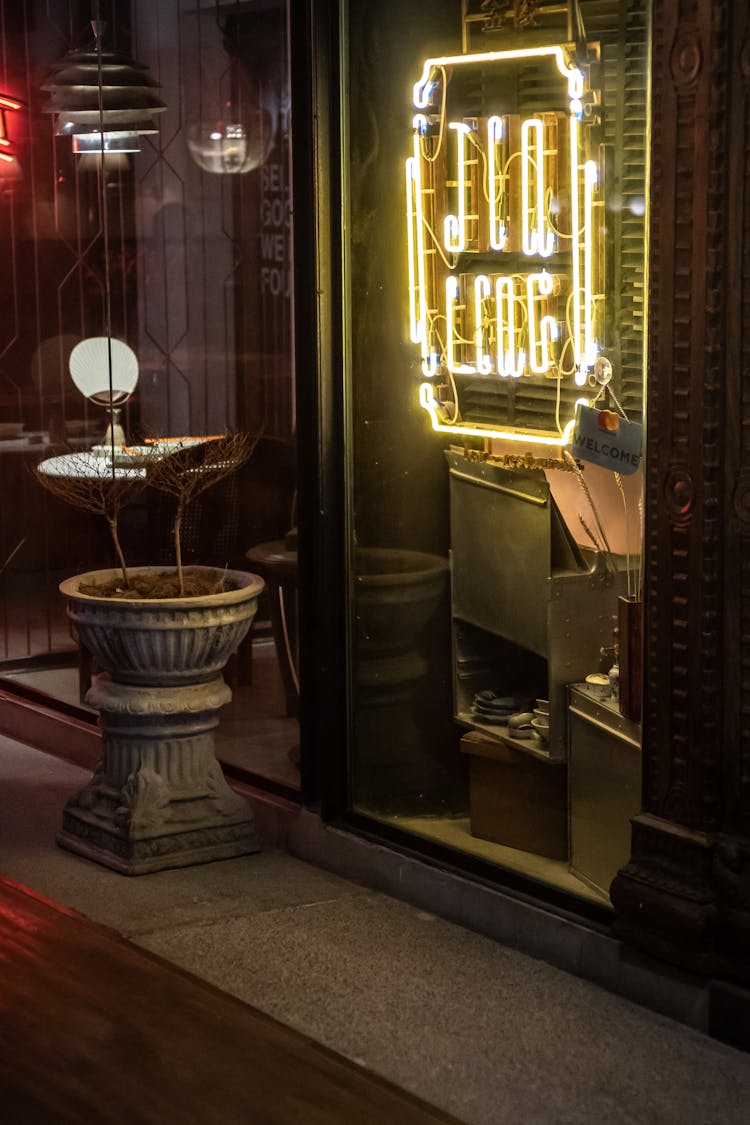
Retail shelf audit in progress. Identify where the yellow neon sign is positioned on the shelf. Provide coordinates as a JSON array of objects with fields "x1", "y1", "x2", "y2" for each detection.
[{"x1": 405, "y1": 45, "x2": 604, "y2": 445}]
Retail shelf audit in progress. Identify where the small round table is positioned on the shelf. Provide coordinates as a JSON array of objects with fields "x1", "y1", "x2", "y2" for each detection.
[{"x1": 37, "y1": 452, "x2": 147, "y2": 480}]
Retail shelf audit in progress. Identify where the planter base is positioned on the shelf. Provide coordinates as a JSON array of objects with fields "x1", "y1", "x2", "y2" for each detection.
[
  {"x1": 57, "y1": 673, "x2": 260, "y2": 875},
  {"x1": 58, "y1": 811, "x2": 259, "y2": 876}
]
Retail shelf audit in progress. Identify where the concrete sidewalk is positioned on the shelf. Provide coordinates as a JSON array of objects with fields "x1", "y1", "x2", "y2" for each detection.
[{"x1": 2, "y1": 734, "x2": 749, "y2": 1124}]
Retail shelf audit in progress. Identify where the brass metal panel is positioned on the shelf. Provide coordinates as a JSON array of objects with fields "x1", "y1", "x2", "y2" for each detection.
[
  {"x1": 545, "y1": 560, "x2": 627, "y2": 759},
  {"x1": 447, "y1": 453, "x2": 552, "y2": 656},
  {"x1": 568, "y1": 684, "x2": 642, "y2": 897}
]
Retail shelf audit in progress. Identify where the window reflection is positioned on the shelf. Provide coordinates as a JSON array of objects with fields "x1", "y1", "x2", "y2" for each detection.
[{"x1": 0, "y1": 1, "x2": 298, "y2": 792}]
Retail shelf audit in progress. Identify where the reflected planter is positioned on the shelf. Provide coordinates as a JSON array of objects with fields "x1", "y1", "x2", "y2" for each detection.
[
  {"x1": 352, "y1": 548, "x2": 455, "y2": 814},
  {"x1": 354, "y1": 548, "x2": 450, "y2": 682},
  {"x1": 58, "y1": 566, "x2": 265, "y2": 875}
]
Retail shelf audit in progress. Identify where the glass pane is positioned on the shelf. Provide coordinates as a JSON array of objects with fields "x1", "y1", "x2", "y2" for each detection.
[
  {"x1": 344, "y1": 0, "x2": 649, "y2": 901},
  {"x1": 0, "y1": 1, "x2": 299, "y2": 791}
]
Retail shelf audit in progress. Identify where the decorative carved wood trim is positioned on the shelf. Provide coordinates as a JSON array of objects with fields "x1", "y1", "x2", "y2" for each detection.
[
  {"x1": 647, "y1": 0, "x2": 727, "y2": 832},
  {"x1": 614, "y1": 814, "x2": 717, "y2": 971},
  {"x1": 613, "y1": 0, "x2": 750, "y2": 983},
  {"x1": 733, "y1": 19, "x2": 750, "y2": 842}
]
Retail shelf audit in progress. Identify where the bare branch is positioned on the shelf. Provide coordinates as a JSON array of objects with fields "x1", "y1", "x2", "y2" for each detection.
[
  {"x1": 145, "y1": 433, "x2": 258, "y2": 593},
  {"x1": 34, "y1": 437, "x2": 258, "y2": 596},
  {"x1": 145, "y1": 433, "x2": 255, "y2": 506},
  {"x1": 34, "y1": 448, "x2": 153, "y2": 586}
]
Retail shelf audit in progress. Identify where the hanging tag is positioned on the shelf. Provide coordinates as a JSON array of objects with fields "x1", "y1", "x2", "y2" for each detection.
[{"x1": 570, "y1": 405, "x2": 643, "y2": 475}]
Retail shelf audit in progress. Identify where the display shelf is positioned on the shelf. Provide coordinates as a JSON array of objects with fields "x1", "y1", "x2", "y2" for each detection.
[
  {"x1": 447, "y1": 452, "x2": 627, "y2": 762},
  {"x1": 455, "y1": 711, "x2": 556, "y2": 763}
]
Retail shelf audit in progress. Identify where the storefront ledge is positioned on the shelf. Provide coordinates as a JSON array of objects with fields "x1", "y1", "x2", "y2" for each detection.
[
  {"x1": 230, "y1": 780, "x2": 722, "y2": 1040},
  {"x1": 0, "y1": 685, "x2": 100, "y2": 772}
]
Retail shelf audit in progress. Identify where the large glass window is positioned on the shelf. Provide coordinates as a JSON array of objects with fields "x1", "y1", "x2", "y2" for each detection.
[
  {"x1": 0, "y1": 1, "x2": 299, "y2": 792},
  {"x1": 344, "y1": 0, "x2": 649, "y2": 902}
]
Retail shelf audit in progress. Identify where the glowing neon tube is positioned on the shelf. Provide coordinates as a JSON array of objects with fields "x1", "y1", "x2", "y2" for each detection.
[
  {"x1": 446, "y1": 276, "x2": 475, "y2": 374},
  {"x1": 473, "y1": 275, "x2": 492, "y2": 374},
  {"x1": 444, "y1": 122, "x2": 472, "y2": 253},
  {"x1": 527, "y1": 272, "x2": 559, "y2": 374},
  {"x1": 419, "y1": 382, "x2": 571, "y2": 445},
  {"x1": 413, "y1": 47, "x2": 584, "y2": 109},
  {"x1": 487, "y1": 116, "x2": 507, "y2": 251},
  {"x1": 407, "y1": 117, "x2": 438, "y2": 377},
  {"x1": 583, "y1": 160, "x2": 598, "y2": 368},
  {"x1": 569, "y1": 112, "x2": 584, "y2": 383},
  {"x1": 521, "y1": 118, "x2": 554, "y2": 258},
  {"x1": 405, "y1": 157, "x2": 420, "y2": 346},
  {"x1": 495, "y1": 277, "x2": 525, "y2": 378}
]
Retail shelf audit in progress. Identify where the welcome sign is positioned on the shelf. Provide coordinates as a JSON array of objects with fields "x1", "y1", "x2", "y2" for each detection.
[
  {"x1": 570, "y1": 405, "x2": 642, "y2": 474},
  {"x1": 405, "y1": 45, "x2": 606, "y2": 447}
]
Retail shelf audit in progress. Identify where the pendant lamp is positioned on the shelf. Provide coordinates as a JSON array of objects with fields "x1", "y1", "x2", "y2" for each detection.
[{"x1": 42, "y1": 20, "x2": 165, "y2": 157}]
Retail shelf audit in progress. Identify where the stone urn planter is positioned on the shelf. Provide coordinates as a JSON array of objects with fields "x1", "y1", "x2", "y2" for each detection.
[{"x1": 58, "y1": 565, "x2": 264, "y2": 875}]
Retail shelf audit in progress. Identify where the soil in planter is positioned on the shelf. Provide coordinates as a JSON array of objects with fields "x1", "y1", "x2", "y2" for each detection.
[{"x1": 78, "y1": 569, "x2": 234, "y2": 600}]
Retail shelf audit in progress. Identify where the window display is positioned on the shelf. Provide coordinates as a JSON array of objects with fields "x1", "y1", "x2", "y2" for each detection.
[{"x1": 345, "y1": 0, "x2": 649, "y2": 902}]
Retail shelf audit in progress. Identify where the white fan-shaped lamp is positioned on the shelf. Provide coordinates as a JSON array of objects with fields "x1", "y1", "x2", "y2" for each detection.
[{"x1": 69, "y1": 336, "x2": 139, "y2": 447}]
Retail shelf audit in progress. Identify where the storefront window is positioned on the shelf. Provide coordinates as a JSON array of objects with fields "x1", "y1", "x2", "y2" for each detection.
[
  {"x1": 0, "y1": 1, "x2": 299, "y2": 791},
  {"x1": 344, "y1": 0, "x2": 649, "y2": 901}
]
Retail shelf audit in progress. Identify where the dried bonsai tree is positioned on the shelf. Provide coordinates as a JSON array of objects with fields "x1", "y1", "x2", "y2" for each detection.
[
  {"x1": 34, "y1": 450, "x2": 151, "y2": 590},
  {"x1": 34, "y1": 434, "x2": 256, "y2": 599},
  {"x1": 144, "y1": 432, "x2": 257, "y2": 596}
]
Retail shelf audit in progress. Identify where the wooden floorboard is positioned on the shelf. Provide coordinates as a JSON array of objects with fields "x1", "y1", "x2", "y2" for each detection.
[{"x1": 0, "y1": 877, "x2": 463, "y2": 1125}]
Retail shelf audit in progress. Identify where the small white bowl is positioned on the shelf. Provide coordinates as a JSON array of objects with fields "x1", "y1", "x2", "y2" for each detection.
[
  {"x1": 535, "y1": 698, "x2": 549, "y2": 715},
  {"x1": 531, "y1": 717, "x2": 550, "y2": 740},
  {"x1": 585, "y1": 673, "x2": 611, "y2": 700}
]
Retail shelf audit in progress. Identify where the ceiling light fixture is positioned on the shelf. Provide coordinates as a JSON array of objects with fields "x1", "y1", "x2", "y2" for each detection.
[{"x1": 42, "y1": 19, "x2": 165, "y2": 158}]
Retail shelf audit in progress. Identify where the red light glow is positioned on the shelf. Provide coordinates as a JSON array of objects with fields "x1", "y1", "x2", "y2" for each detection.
[{"x1": 0, "y1": 94, "x2": 22, "y2": 165}]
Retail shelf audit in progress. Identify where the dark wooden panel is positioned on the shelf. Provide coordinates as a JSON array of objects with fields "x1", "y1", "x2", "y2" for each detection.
[{"x1": 0, "y1": 877, "x2": 462, "y2": 1125}]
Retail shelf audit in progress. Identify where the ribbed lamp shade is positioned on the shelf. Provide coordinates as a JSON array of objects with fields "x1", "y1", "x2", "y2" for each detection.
[{"x1": 43, "y1": 47, "x2": 166, "y2": 153}]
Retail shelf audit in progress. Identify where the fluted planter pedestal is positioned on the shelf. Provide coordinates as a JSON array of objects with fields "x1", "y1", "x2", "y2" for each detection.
[{"x1": 58, "y1": 566, "x2": 264, "y2": 874}]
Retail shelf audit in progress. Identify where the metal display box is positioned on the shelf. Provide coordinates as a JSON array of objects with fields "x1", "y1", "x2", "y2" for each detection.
[
  {"x1": 568, "y1": 684, "x2": 642, "y2": 897},
  {"x1": 447, "y1": 451, "x2": 627, "y2": 761}
]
